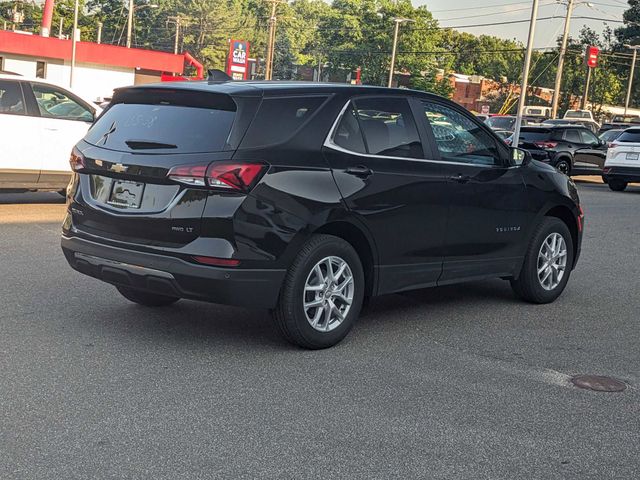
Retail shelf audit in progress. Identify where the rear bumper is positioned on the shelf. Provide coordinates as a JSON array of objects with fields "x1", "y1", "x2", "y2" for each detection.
[
  {"x1": 61, "y1": 234, "x2": 285, "y2": 309},
  {"x1": 602, "y1": 166, "x2": 640, "y2": 183}
]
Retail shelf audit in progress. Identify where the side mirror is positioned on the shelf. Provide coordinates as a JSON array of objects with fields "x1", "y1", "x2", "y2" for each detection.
[{"x1": 511, "y1": 147, "x2": 530, "y2": 167}]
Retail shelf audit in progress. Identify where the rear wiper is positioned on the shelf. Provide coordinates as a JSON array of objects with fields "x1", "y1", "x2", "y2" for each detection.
[{"x1": 125, "y1": 140, "x2": 178, "y2": 150}]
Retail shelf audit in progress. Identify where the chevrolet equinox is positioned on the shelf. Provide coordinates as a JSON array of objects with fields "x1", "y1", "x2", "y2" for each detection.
[{"x1": 61, "y1": 82, "x2": 584, "y2": 349}]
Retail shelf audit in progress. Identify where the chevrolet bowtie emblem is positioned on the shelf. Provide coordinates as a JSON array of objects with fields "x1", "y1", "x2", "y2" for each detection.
[{"x1": 110, "y1": 163, "x2": 128, "y2": 173}]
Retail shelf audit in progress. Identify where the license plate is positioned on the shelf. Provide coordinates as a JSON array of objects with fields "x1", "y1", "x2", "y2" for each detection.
[
  {"x1": 626, "y1": 152, "x2": 639, "y2": 161},
  {"x1": 107, "y1": 180, "x2": 145, "y2": 208}
]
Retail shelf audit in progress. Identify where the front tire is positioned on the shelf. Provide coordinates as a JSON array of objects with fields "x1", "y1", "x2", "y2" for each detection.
[
  {"x1": 608, "y1": 180, "x2": 627, "y2": 192},
  {"x1": 273, "y1": 234, "x2": 364, "y2": 349},
  {"x1": 554, "y1": 158, "x2": 571, "y2": 176},
  {"x1": 116, "y1": 285, "x2": 180, "y2": 307},
  {"x1": 511, "y1": 217, "x2": 574, "y2": 304}
]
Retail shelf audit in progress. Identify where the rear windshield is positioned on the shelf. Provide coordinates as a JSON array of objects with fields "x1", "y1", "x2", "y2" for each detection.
[
  {"x1": 486, "y1": 116, "x2": 515, "y2": 130},
  {"x1": 616, "y1": 130, "x2": 640, "y2": 143},
  {"x1": 565, "y1": 111, "x2": 590, "y2": 119},
  {"x1": 85, "y1": 103, "x2": 235, "y2": 153},
  {"x1": 519, "y1": 129, "x2": 552, "y2": 142}
]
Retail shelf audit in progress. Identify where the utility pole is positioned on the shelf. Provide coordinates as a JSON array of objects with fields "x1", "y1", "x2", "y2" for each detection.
[
  {"x1": 624, "y1": 45, "x2": 640, "y2": 116},
  {"x1": 550, "y1": 0, "x2": 575, "y2": 119},
  {"x1": 387, "y1": 18, "x2": 413, "y2": 88},
  {"x1": 58, "y1": 17, "x2": 63, "y2": 38},
  {"x1": 126, "y1": 0, "x2": 134, "y2": 48},
  {"x1": 512, "y1": 0, "x2": 540, "y2": 147},
  {"x1": 264, "y1": 0, "x2": 280, "y2": 80},
  {"x1": 167, "y1": 16, "x2": 181, "y2": 54},
  {"x1": 70, "y1": 0, "x2": 79, "y2": 88},
  {"x1": 96, "y1": 21, "x2": 102, "y2": 44},
  {"x1": 581, "y1": 66, "x2": 592, "y2": 109}
]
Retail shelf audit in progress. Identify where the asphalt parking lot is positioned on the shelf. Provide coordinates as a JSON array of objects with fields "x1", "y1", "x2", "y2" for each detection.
[{"x1": 1, "y1": 183, "x2": 639, "y2": 480}]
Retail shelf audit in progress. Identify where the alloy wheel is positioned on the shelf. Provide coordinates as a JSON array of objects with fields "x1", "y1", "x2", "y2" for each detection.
[
  {"x1": 303, "y1": 256, "x2": 354, "y2": 332},
  {"x1": 537, "y1": 232, "x2": 568, "y2": 291}
]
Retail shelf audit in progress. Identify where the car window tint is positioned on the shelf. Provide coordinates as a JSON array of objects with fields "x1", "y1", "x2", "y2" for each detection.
[
  {"x1": 519, "y1": 129, "x2": 552, "y2": 142},
  {"x1": 85, "y1": 103, "x2": 235, "y2": 153},
  {"x1": 352, "y1": 97, "x2": 423, "y2": 159},
  {"x1": 332, "y1": 103, "x2": 366, "y2": 153},
  {"x1": 564, "y1": 129, "x2": 582, "y2": 143},
  {"x1": 422, "y1": 101, "x2": 502, "y2": 166},
  {"x1": 616, "y1": 130, "x2": 640, "y2": 142},
  {"x1": 31, "y1": 83, "x2": 93, "y2": 121},
  {"x1": 242, "y1": 96, "x2": 327, "y2": 148},
  {"x1": 0, "y1": 80, "x2": 25, "y2": 115},
  {"x1": 579, "y1": 129, "x2": 598, "y2": 144}
]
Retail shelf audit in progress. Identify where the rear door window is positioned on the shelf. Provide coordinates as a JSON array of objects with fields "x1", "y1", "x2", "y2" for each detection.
[
  {"x1": 564, "y1": 129, "x2": 582, "y2": 143},
  {"x1": 0, "y1": 80, "x2": 25, "y2": 115},
  {"x1": 519, "y1": 129, "x2": 552, "y2": 142},
  {"x1": 241, "y1": 96, "x2": 328, "y2": 148},
  {"x1": 352, "y1": 97, "x2": 423, "y2": 159}
]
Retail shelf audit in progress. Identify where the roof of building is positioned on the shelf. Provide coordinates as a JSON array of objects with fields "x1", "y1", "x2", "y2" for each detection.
[{"x1": 0, "y1": 29, "x2": 184, "y2": 74}]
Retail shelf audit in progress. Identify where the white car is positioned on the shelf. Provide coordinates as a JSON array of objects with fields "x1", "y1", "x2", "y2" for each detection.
[
  {"x1": 603, "y1": 127, "x2": 640, "y2": 191},
  {"x1": 564, "y1": 109, "x2": 596, "y2": 122},
  {"x1": 0, "y1": 74, "x2": 101, "y2": 193}
]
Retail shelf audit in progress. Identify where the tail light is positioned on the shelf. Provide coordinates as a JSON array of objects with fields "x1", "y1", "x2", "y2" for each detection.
[
  {"x1": 69, "y1": 147, "x2": 86, "y2": 172},
  {"x1": 168, "y1": 161, "x2": 268, "y2": 192},
  {"x1": 607, "y1": 142, "x2": 616, "y2": 148},
  {"x1": 534, "y1": 141, "x2": 558, "y2": 149}
]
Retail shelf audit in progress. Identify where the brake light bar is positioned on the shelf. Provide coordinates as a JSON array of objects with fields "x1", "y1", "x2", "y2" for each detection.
[
  {"x1": 167, "y1": 161, "x2": 268, "y2": 192},
  {"x1": 192, "y1": 255, "x2": 240, "y2": 267},
  {"x1": 534, "y1": 141, "x2": 558, "y2": 149}
]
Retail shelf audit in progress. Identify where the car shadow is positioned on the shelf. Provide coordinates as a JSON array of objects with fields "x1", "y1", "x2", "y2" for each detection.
[
  {"x1": 80, "y1": 279, "x2": 518, "y2": 351},
  {"x1": 0, "y1": 192, "x2": 66, "y2": 204}
]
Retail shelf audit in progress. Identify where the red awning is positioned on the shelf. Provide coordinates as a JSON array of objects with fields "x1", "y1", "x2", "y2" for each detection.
[{"x1": 0, "y1": 30, "x2": 184, "y2": 74}]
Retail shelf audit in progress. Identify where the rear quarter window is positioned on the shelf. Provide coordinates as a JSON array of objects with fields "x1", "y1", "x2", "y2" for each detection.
[{"x1": 240, "y1": 96, "x2": 328, "y2": 148}]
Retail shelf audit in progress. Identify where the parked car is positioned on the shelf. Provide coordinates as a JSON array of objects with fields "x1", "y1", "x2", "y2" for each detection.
[
  {"x1": 564, "y1": 109, "x2": 596, "y2": 122},
  {"x1": 61, "y1": 82, "x2": 583, "y2": 349},
  {"x1": 485, "y1": 115, "x2": 533, "y2": 132},
  {"x1": 603, "y1": 127, "x2": 640, "y2": 191},
  {"x1": 542, "y1": 118, "x2": 600, "y2": 134},
  {"x1": 0, "y1": 74, "x2": 101, "y2": 193},
  {"x1": 512, "y1": 125, "x2": 607, "y2": 175},
  {"x1": 599, "y1": 128, "x2": 625, "y2": 145}
]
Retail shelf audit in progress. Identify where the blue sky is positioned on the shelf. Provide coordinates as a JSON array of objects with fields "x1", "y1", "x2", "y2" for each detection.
[{"x1": 418, "y1": 0, "x2": 628, "y2": 48}]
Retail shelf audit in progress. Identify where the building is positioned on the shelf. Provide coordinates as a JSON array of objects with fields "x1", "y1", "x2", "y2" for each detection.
[{"x1": 0, "y1": 29, "x2": 188, "y2": 102}]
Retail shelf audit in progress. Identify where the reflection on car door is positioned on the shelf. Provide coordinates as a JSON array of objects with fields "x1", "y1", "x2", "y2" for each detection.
[
  {"x1": 573, "y1": 129, "x2": 607, "y2": 172},
  {"x1": 25, "y1": 82, "x2": 94, "y2": 187},
  {"x1": 323, "y1": 96, "x2": 449, "y2": 293},
  {"x1": 420, "y1": 100, "x2": 532, "y2": 283},
  {"x1": 0, "y1": 79, "x2": 40, "y2": 187}
]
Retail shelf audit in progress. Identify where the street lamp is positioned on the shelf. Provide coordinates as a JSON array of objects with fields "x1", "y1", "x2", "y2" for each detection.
[
  {"x1": 550, "y1": 0, "x2": 594, "y2": 118},
  {"x1": 624, "y1": 44, "x2": 640, "y2": 116},
  {"x1": 388, "y1": 18, "x2": 414, "y2": 88},
  {"x1": 126, "y1": 1, "x2": 158, "y2": 48}
]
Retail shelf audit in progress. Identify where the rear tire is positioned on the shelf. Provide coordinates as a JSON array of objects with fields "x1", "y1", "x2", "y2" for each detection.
[
  {"x1": 608, "y1": 180, "x2": 627, "y2": 192},
  {"x1": 116, "y1": 285, "x2": 180, "y2": 307},
  {"x1": 273, "y1": 234, "x2": 364, "y2": 349},
  {"x1": 511, "y1": 217, "x2": 574, "y2": 304}
]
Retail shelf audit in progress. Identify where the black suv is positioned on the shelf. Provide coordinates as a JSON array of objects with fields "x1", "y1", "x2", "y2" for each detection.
[
  {"x1": 513, "y1": 125, "x2": 607, "y2": 175},
  {"x1": 61, "y1": 82, "x2": 583, "y2": 348}
]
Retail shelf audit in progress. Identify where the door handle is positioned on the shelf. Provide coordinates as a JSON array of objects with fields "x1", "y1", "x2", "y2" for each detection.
[
  {"x1": 449, "y1": 174, "x2": 471, "y2": 184},
  {"x1": 345, "y1": 165, "x2": 373, "y2": 178}
]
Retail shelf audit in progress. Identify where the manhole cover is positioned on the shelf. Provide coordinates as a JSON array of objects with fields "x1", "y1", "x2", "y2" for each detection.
[{"x1": 571, "y1": 375, "x2": 627, "y2": 392}]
